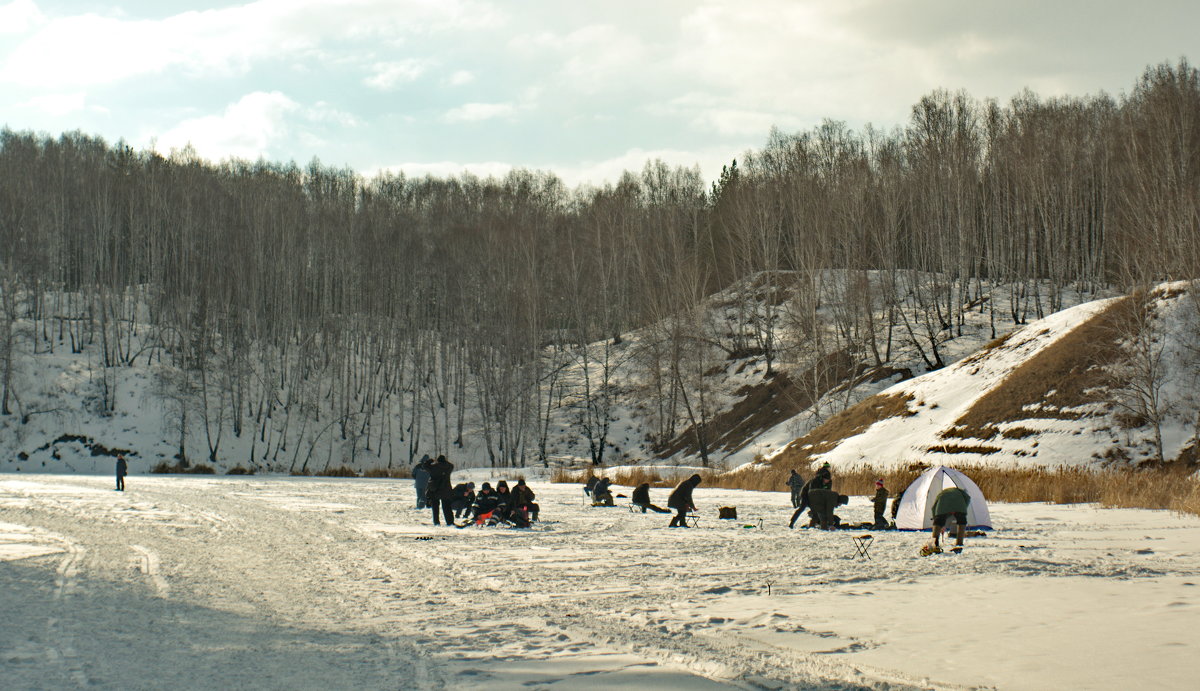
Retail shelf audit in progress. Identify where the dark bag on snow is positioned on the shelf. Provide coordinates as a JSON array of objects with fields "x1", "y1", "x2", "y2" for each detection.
[{"x1": 718, "y1": 506, "x2": 737, "y2": 519}]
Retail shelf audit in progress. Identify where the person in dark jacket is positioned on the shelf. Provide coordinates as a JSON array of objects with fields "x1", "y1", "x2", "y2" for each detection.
[
  {"x1": 788, "y1": 465, "x2": 832, "y2": 528},
  {"x1": 930, "y1": 486, "x2": 971, "y2": 553},
  {"x1": 511, "y1": 478, "x2": 539, "y2": 522},
  {"x1": 115, "y1": 454, "x2": 128, "y2": 491},
  {"x1": 591, "y1": 477, "x2": 614, "y2": 506},
  {"x1": 631, "y1": 482, "x2": 670, "y2": 513},
  {"x1": 667, "y1": 474, "x2": 702, "y2": 527},
  {"x1": 470, "y1": 483, "x2": 500, "y2": 524},
  {"x1": 425, "y1": 455, "x2": 454, "y2": 526},
  {"x1": 450, "y1": 482, "x2": 476, "y2": 518},
  {"x1": 494, "y1": 480, "x2": 514, "y2": 522},
  {"x1": 583, "y1": 472, "x2": 599, "y2": 498},
  {"x1": 786, "y1": 470, "x2": 805, "y2": 508},
  {"x1": 807, "y1": 489, "x2": 848, "y2": 530},
  {"x1": 873, "y1": 479, "x2": 890, "y2": 528},
  {"x1": 413, "y1": 455, "x2": 432, "y2": 509}
]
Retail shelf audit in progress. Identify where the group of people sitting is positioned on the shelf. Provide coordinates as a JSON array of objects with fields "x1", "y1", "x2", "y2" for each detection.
[{"x1": 449, "y1": 478, "x2": 540, "y2": 528}]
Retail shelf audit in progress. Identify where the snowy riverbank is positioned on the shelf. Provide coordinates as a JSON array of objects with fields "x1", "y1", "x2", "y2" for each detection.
[{"x1": 2, "y1": 475, "x2": 1198, "y2": 689}]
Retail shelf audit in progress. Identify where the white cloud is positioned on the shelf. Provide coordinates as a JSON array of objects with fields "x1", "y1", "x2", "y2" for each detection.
[
  {"x1": 512, "y1": 23, "x2": 647, "y2": 96},
  {"x1": 0, "y1": 0, "x2": 43, "y2": 35},
  {"x1": 447, "y1": 70, "x2": 475, "y2": 86},
  {"x1": 444, "y1": 102, "x2": 515, "y2": 123},
  {"x1": 153, "y1": 91, "x2": 299, "y2": 162},
  {"x1": 0, "y1": 0, "x2": 499, "y2": 87},
  {"x1": 16, "y1": 91, "x2": 104, "y2": 117},
  {"x1": 364, "y1": 59, "x2": 426, "y2": 90}
]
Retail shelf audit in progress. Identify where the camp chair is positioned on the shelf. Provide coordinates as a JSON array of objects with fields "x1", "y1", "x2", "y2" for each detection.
[
  {"x1": 852, "y1": 534, "x2": 873, "y2": 560},
  {"x1": 685, "y1": 513, "x2": 699, "y2": 528}
]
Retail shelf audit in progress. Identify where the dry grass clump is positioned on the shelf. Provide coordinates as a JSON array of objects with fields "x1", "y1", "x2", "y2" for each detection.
[
  {"x1": 151, "y1": 461, "x2": 216, "y2": 474},
  {"x1": 550, "y1": 467, "x2": 584, "y2": 484},
  {"x1": 362, "y1": 467, "x2": 411, "y2": 478},
  {"x1": 315, "y1": 466, "x2": 359, "y2": 477},
  {"x1": 720, "y1": 462, "x2": 1200, "y2": 517},
  {"x1": 551, "y1": 466, "x2": 717, "y2": 489}
]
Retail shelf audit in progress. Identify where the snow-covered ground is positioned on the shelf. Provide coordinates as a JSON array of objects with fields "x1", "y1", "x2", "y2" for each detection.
[{"x1": 2, "y1": 474, "x2": 1198, "y2": 690}]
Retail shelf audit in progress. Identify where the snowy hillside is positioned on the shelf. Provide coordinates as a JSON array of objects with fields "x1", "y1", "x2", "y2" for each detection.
[
  {"x1": 9, "y1": 277, "x2": 1199, "y2": 477},
  {"x1": 772, "y1": 283, "x2": 1200, "y2": 472}
]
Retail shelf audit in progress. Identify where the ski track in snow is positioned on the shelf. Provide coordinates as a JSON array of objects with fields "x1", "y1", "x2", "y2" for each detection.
[{"x1": 2, "y1": 474, "x2": 1199, "y2": 690}]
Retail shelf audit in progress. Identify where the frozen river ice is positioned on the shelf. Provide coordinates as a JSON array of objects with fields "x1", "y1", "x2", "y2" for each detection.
[{"x1": 2, "y1": 473, "x2": 1199, "y2": 689}]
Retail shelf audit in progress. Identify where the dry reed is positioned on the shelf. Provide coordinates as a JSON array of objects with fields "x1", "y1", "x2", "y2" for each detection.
[{"x1": 551, "y1": 463, "x2": 1200, "y2": 517}]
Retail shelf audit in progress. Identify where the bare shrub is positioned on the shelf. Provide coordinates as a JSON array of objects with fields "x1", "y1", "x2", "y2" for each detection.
[
  {"x1": 316, "y1": 466, "x2": 359, "y2": 477},
  {"x1": 611, "y1": 467, "x2": 670, "y2": 488},
  {"x1": 151, "y1": 461, "x2": 216, "y2": 474}
]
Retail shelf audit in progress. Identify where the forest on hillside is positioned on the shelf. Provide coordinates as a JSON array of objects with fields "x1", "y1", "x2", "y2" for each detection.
[{"x1": 0, "y1": 60, "x2": 1197, "y2": 470}]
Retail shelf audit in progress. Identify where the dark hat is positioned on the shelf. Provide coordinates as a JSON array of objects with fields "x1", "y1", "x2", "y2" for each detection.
[{"x1": 481, "y1": 482, "x2": 492, "y2": 491}]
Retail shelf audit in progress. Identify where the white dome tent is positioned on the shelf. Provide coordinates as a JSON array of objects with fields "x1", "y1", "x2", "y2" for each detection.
[{"x1": 895, "y1": 465, "x2": 991, "y2": 530}]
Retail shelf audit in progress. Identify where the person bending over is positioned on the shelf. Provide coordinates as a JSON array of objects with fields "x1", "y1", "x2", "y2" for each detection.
[
  {"x1": 929, "y1": 486, "x2": 971, "y2": 553},
  {"x1": 667, "y1": 474, "x2": 702, "y2": 528}
]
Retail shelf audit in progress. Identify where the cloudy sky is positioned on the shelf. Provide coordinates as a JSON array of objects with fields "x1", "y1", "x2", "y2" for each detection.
[{"x1": 1, "y1": 0, "x2": 1196, "y2": 186}]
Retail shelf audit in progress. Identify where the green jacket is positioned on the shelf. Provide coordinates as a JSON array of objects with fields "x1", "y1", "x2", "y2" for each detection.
[{"x1": 932, "y1": 487, "x2": 970, "y2": 516}]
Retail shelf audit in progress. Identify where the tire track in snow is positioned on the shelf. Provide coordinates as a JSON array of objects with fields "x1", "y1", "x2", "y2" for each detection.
[
  {"x1": 47, "y1": 540, "x2": 92, "y2": 688},
  {"x1": 130, "y1": 544, "x2": 170, "y2": 597}
]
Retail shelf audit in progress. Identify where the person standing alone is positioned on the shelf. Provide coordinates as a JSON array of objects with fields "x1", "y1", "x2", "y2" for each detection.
[{"x1": 115, "y1": 454, "x2": 128, "y2": 491}]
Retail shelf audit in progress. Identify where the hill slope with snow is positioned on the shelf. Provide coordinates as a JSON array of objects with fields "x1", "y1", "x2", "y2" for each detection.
[
  {"x1": 5, "y1": 279, "x2": 1198, "y2": 476},
  {"x1": 771, "y1": 283, "x2": 1200, "y2": 472}
]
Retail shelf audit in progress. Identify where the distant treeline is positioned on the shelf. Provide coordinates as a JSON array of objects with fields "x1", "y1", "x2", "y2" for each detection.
[{"x1": 0, "y1": 60, "x2": 1196, "y2": 469}]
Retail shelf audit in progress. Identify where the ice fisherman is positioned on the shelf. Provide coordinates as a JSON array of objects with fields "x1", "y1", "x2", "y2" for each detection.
[
  {"x1": 425, "y1": 455, "x2": 455, "y2": 526},
  {"x1": 469, "y1": 482, "x2": 500, "y2": 525},
  {"x1": 873, "y1": 479, "x2": 890, "y2": 528},
  {"x1": 115, "y1": 454, "x2": 128, "y2": 492},
  {"x1": 631, "y1": 482, "x2": 670, "y2": 513},
  {"x1": 929, "y1": 486, "x2": 971, "y2": 553},
  {"x1": 786, "y1": 469, "x2": 805, "y2": 508},
  {"x1": 591, "y1": 477, "x2": 614, "y2": 506},
  {"x1": 667, "y1": 474, "x2": 702, "y2": 528},
  {"x1": 511, "y1": 478, "x2": 539, "y2": 522},
  {"x1": 413, "y1": 454, "x2": 432, "y2": 509},
  {"x1": 788, "y1": 462, "x2": 832, "y2": 528},
  {"x1": 806, "y1": 488, "x2": 849, "y2": 530},
  {"x1": 450, "y1": 482, "x2": 476, "y2": 518}
]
